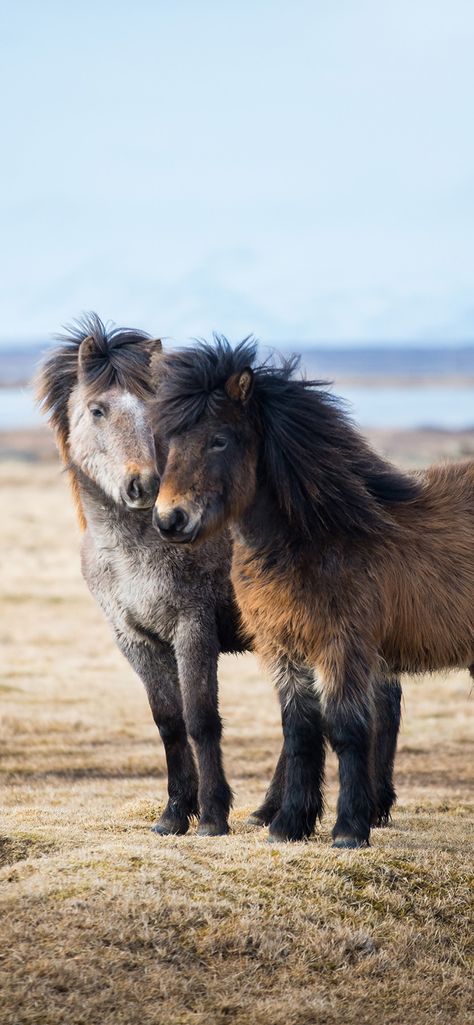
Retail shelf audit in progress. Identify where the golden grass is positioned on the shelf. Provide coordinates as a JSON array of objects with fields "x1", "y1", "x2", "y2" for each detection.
[{"x1": 1, "y1": 457, "x2": 473, "y2": 1025}]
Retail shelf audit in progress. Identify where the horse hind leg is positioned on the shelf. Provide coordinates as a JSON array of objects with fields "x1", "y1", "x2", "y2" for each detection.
[{"x1": 370, "y1": 675, "x2": 402, "y2": 827}]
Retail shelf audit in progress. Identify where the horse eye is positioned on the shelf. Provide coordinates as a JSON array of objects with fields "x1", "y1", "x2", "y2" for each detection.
[
  {"x1": 210, "y1": 436, "x2": 228, "y2": 451},
  {"x1": 90, "y1": 406, "x2": 105, "y2": 419}
]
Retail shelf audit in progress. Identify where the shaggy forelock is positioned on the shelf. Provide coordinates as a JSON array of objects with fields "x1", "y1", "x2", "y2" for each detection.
[
  {"x1": 156, "y1": 335, "x2": 259, "y2": 435},
  {"x1": 36, "y1": 312, "x2": 154, "y2": 446}
]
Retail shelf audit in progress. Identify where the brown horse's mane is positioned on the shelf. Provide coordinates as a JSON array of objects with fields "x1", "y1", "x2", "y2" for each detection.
[
  {"x1": 157, "y1": 337, "x2": 421, "y2": 538},
  {"x1": 36, "y1": 312, "x2": 155, "y2": 530}
]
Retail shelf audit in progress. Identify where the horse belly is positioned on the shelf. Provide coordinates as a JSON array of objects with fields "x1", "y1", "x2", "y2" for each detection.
[{"x1": 382, "y1": 554, "x2": 474, "y2": 674}]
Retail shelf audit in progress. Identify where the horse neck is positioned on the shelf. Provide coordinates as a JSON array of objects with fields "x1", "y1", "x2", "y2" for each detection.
[
  {"x1": 234, "y1": 456, "x2": 397, "y2": 560},
  {"x1": 235, "y1": 476, "x2": 309, "y2": 558}
]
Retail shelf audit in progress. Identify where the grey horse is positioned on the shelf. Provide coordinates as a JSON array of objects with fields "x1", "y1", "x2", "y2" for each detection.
[{"x1": 37, "y1": 314, "x2": 256, "y2": 836}]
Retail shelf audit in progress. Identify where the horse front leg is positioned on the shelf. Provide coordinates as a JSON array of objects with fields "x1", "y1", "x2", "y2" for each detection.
[
  {"x1": 174, "y1": 616, "x2": 233, "y2": 836},
  {"x1": 267, "y1": 659, "x2": 326, "y2": 842},
  {"x1": 318, "y1": 653, "x2": 375, "y2": 849},
  {"x1": 115, "y1": 633, "x2": 199, "y2": 834}
]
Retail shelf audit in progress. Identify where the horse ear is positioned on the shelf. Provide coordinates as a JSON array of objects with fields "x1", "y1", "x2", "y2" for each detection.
[
  {"x1": 225, "y1": 367, "x2": 254, "y2": 404},
  {"x1": 77, "y1": 335, "x2": 98, "y2": 379}
]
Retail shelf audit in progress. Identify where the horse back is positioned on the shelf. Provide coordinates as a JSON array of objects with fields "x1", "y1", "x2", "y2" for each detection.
[{"x1": 380, "y1": 459, "x2": 474, "y2": 672}]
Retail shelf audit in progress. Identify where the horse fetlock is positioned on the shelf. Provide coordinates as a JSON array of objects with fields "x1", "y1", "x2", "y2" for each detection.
[
  {"x1": 371, "y1": 782, "x2": 397, "y2": 827},
  {"x1": 247, "y1": 800, "x2": 281, "y2": 827}
]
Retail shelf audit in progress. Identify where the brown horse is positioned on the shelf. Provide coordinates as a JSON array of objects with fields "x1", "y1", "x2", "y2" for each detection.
[{"x1": 153, "y1": 337, "x2": 474, "y2": 848}]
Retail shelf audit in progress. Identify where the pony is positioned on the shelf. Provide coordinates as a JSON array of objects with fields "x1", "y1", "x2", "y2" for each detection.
[
  {"x1": 37, "y1": 315, "x2": 256, "y2": 836},
  {"x1": 153, "y1": 337, "x2": 474, "y2": 847}
]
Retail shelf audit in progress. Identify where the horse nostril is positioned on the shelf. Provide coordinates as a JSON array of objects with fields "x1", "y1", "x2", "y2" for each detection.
[
  {"x1": 172, "y1": 507, "x2": 188, "y2": 532},
  {"x1": 155, "y1": 506, "x2": 189, "y2": 535},
  {"x1": 127, "y1": 476, "x2": 143, "y2": 502}
]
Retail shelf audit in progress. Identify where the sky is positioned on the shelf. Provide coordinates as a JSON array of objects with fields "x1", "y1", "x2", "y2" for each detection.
[{"x1": 1, "y1": 0, "x2": 474, "y2": 345}]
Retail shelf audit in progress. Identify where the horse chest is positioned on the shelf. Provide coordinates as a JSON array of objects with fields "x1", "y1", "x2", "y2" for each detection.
[
  {"x1": 82, "y1": 534, "x2": 181, "y2": 643},
  {"x1": 232, "y1": 551, "x2": 318, "y2": 664},
  {"x1": 231, "y1": 541, "x2": 352, "y2": 666}
]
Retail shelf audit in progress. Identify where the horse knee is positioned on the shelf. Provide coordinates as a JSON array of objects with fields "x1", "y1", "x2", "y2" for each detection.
[
  {"x1": 186, "y1": 708, "x2": 222, "y2": 747},
  {"x1": 326, "y1": 703, "x2": 371, "y2": 757},
  {"x1": 157, "y1": 719, "x2": 187, "y2": 746}
]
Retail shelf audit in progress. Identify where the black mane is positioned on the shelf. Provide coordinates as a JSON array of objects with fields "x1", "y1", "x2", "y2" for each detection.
[
  {"x1": 36, "y1": 312, "x2": 153, "y2": 447},
  {"x1": 157, "y1": 335, "x2": 259, "y2": 434},
  {"x1": 157, "y1": 337, "x2": 421, "y2": 537}
]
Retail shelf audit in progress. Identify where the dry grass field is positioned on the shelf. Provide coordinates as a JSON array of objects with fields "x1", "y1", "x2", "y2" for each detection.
[{"x1": 1, "y1": 440, "x2": 473, "y2": 1025}]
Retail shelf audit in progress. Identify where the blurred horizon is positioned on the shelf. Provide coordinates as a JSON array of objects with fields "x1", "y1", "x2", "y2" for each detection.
[
  {"x1": 1, "y1": 1, "x2": 474, "y2": 344},
  {"x1": 2, "y1": 339, "x2": 473, "y2": 431},
  {"x1": 2, "y1": 336, "x2": 474, "y2": 351}
]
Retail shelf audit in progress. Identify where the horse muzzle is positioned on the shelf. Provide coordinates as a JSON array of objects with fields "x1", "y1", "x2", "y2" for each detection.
[
  {"x1": 122, "y1": 469, "x2": 161, "y2": 510},
  {"x1": 152, "y1": 503, "x2": 201, "y2": 544}
]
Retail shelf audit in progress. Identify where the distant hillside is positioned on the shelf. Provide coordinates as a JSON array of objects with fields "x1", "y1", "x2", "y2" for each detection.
[
  {"x1": 0, "y1": 346, "x2": 45, "y2": 386},
  {"x1": 301, "y1": 345, "x2": 474, "y2": 380}
]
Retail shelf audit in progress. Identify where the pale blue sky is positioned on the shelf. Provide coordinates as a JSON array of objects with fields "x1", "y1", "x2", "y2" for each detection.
[{"x1": 1, "y1": 0, "x2": 474, "y2": 344}]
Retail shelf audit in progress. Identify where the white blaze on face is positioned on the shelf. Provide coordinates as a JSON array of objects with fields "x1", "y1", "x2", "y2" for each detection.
[{"x1": 118, "y1": 391, "x2": 146, "y2": 422}]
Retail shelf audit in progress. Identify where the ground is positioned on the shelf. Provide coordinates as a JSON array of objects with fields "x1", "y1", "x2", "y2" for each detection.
[{"x1": 1, "y1": 440, "x2": 473, "y2": 1025}]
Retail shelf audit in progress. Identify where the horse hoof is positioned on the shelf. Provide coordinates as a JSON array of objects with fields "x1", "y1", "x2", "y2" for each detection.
[
  {"x1": 196, "y1": 822, "x2": 230, "y2": 837},
  {"x1": 267, "y1": 826, "x2": 307, "y2": 844},
  {"x1": 332, "y1": 836, "x2": 369, "y2": 850},
  {"x1": 151, "y1": 818, "x2": 188, "y2": 836}
]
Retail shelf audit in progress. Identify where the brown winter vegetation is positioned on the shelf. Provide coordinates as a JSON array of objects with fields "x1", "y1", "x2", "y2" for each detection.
[{"x1": 0, "y1": 436, "x2": 473, "y2": 1025}]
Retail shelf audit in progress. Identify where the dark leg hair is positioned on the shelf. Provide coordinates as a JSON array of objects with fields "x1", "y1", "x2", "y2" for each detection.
[
  {"x1": 251, "y1": 673, "x2": 401, "y2": 832},
  {"x1": 324, "y1": 660, "x2": 374, "y2": 848},
  {"x1": 174, "y1": 616, "x2": 233, "y2": 836},
  {"x1": 115, "y1": 634, "x2": 199, "y2": 834},
  {"x1": 371, "y1": 675, "x2": 402, "y2": 827},
  {"x1": 268, "y1": 660, "x2": 325, "y2": 842},
  {"x1": 247, "y1": 744, "x2": 287, "y2": 826}
]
